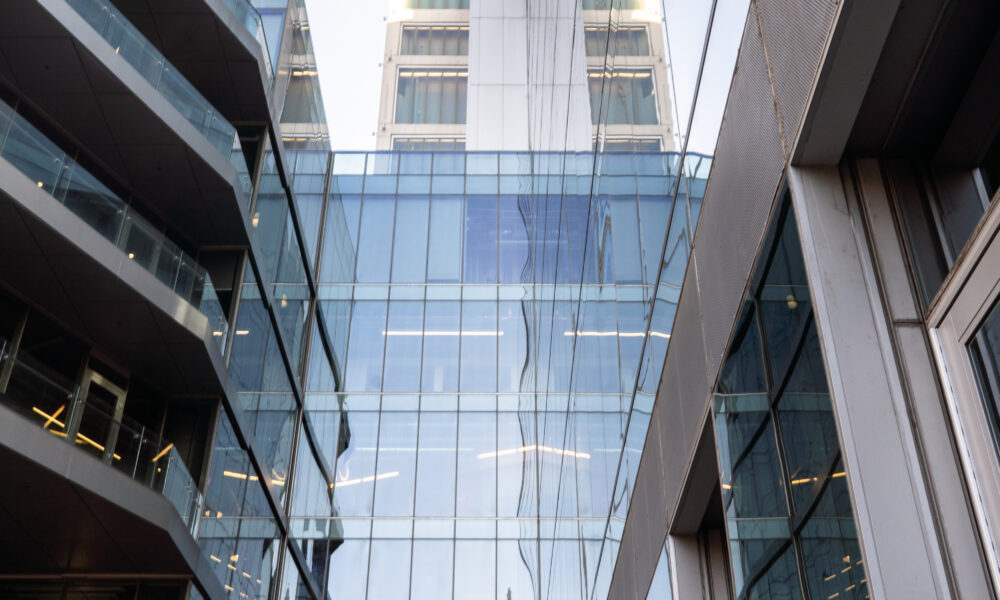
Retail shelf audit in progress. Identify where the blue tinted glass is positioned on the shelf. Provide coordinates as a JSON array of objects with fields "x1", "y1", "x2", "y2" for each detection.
[
  {"x1": 383, "y1": 301, "x2": 424, "y2": 392},
  {"x1": 414, "y1": 412, "x2": 457, "y2": 517},
  {"x1": 427, "y1": 195, "x2": 463, "y2": 282},
  {"x1": 456, "y1": 412, "x2": 496, "y2": 517},
  {"x1": 355, "y1": 195, "x2": 395, "y2": 282},
  {"x1": 344, "y1": 301, "x2": 387, "y2": 392},
  {"x1": 464, "y1": 195, "x2": 498, "y2": 283},
  {"x1": 611, "y1": 196, "x2": 642, "y2": 283},
  {"x1": 499, "y1": 195, "x2": 530, "y2": 284},
  {"x1": 391, "y1": 196, "x2": 429, "y2": 282},
  {"x1": 422, "y1": 301, "x2": 460, "y2": 392},
  {"x1": 332, "y1": 411, "x2": 379, "y2": 516},
  {"x1": 460, "y1": 300, "x2": 497, "y2": 392},
  {"x1": 372, "y1": 412, "x2": 418, "y2": 516}
]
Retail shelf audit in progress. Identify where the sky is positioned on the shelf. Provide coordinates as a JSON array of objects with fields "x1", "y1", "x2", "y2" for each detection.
[{"x1": 305, "y1": 0, "x2": 387, "y2": 150}]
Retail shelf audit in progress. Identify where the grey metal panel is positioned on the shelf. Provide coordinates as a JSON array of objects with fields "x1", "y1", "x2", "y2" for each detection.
[
  {"x1": 692, "y1": 8, "x2": 786, "y2": 381},
  {"x1": 608, "y1": 519, "x2": 638, "y2": 600},
  {"x1": 632, "y1": 425, "x2": 668, "y2": 599},
  {"x1": 756, "y1": 0, "x2": 839, "y2": 153},
  {"x1": 660, "y1": 259, "x2": 709, "y2": 523},
  {"x1": 789, "y1": 165, "x2": 948, "y2": 598}
]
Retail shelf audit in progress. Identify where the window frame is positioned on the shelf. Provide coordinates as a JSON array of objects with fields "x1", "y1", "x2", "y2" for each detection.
[{"x1": 929, "y1": 193, "x2": 1000, "y2": 596}]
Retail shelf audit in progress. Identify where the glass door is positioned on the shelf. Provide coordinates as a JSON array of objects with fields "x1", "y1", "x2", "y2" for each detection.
[
  {"x1": 929, "y1": 198, "x2": 1000, "y2": 595},
  {"x1": 68, "y1": 369, "x2": 128, "y2": 466}
]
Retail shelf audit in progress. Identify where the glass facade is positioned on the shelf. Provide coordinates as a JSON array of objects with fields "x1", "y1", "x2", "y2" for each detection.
[
  {"x1": 405, "y1": 0, "x2": 470, "y2": 8},
  {"x1": 401, "y1": 25, "x2": 470, "y2": 55},
  {"x1": 712, "y1": 194, "x2": 867, "y2": 600},
  {"x1": 588, "y1": 69, "x2": 659, "y2": 125},
  {"x1": 252, "y1": 149, "x2": 705, "y2": 600},
  {"x1": 585, "y1": 25, "x2": 651, "y2": 57},
  {"x1": 395, "y1": 69, "x2": 469, "y2": 124}
]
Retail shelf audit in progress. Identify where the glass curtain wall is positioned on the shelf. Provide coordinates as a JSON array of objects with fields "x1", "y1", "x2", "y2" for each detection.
[
  {"x1": 712, "y1": 194, "x2": 867, "y2": 600},
  {"x1": 291, "y1": 149, "x2": 704, "y2": 600}
]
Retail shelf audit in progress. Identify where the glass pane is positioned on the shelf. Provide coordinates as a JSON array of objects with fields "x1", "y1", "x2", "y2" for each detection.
[
  {"x1": 411, "y1": 540, "x2": 454, "y2": 599},
  {"x1": 332, "y1": 411, "x2": 379, "y2": 516},
  {"x1": 372, "y1": 412, "x2": 418, "y2": 517},
  {"x1": 414, "y1": 412, "x2": 457, "y2": 517},
  {"x1": 356, "y1": 195, "x2": 395, "y2": 282},
  {"x1": 427, "y1": 195, "x2": 463, "y2": 282}
]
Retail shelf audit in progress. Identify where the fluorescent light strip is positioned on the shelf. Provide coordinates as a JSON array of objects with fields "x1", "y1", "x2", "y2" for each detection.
[
  {"x1": 330, "y1": 470, "x2": 400, "y2": 488},
  {"x1": 223, "y1": 470, "x2": 284, "y2": 486},
  {"x1": 563, "y1": 331, "x2": 656, "y2": 338},
  {"x1": 477, "y1": 444, "x2": 591, "y2": 460},
  {"x1": 382, "y1": 330, "x2": 503, "y2": 337}
]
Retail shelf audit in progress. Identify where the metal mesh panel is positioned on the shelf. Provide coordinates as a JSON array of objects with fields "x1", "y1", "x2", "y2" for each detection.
[
  {"x1": 633, "y1": 425, "x2": 668, "y2": 598},
  {"x1": 608, "y1": 520, "x2": 638, "y2": 600},
  {"x1": 694, "y1": 10, "x2": 786, "y2": 380},
  {"x1": 757, "y1": 0, "x2": 839, "y2": 152}
]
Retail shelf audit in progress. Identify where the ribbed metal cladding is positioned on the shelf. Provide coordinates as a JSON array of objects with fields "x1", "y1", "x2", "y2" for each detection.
[
  {"x1": 756, "y1": 0, "x2": 840, "y2": 154},
  {"x1": 694, "y1": 9, "x2": 787, "y2": 380}
]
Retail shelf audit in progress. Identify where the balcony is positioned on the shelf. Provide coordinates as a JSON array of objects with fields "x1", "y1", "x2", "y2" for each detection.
[
  {"x1": 0, "y1": 338, "x2": 201, "y2": 531},
  {"x1": 0, "y1": 339, "x2": 226, "y2": 598},
  {"x1": 107, "y1": 0, "x2": 277, "y2": 123},
  {"x1": 0, "y1": 96, "x2": 230, "y2": 348},
  {"x1": 0, "y1": 0, "x2": 255, "y2": 247}
]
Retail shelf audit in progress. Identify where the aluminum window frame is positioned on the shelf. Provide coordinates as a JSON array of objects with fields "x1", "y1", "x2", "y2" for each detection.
[{"x1": 928, "y1": 194, "x2": 1000, "y2": 597}]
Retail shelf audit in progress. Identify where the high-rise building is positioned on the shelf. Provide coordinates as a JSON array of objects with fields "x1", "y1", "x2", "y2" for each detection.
[
  {"x1": 3, "y1": 1, "x2": 1000, "y2": 600},
  {"x1": 378, "y1": 0, "x2": 675, "y2": 152}
]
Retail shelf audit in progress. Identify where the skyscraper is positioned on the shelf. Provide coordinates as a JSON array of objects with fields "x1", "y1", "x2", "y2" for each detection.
[
  {"x1": 378, "y1": 0, "x2": 674, "y2": 152},
  {"x1": 2, "y1": 1, "x2": 1000, "y2": 600}
]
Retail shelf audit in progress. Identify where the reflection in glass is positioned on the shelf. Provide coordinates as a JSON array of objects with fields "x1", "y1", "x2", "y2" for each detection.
[{"x1": 711, "y1": 196, "x2": 867, "y2": 599}]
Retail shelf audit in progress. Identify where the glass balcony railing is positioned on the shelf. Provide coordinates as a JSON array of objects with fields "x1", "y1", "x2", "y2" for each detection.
[
  {"x1": 0, "y1": 339, "x2": 202, "y2": 534},
  {"x1": 64, "y1": 0, "x2": 255, "y2": 173},
  {"x1": 219, "y1": 0, "x2": 275, "y2": 84},
  {"x1": 0, "y1": 98, "x2": 230, "y2": 348}
]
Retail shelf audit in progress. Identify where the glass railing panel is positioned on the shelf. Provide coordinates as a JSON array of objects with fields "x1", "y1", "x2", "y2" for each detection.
[
  {"x1": 221, "y1": 0, "x2": 275, "y2": 84},
  {"x1": 62, "y1": 163, "x2": 126, "y2": 240},
  {"x1": 63, "y1": 0, "x2": 247, "y2": 162},
  {"x1": 0, "y1": 101, "x2": 230, "y2": 348},
  {"x1": 0, "y1": 342, "x2": 202, "y2": 533}
]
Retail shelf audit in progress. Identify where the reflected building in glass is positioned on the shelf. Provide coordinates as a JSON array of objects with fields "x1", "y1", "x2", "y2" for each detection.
[
  {"x1": 2, "y1": 0, "x2": 1000, "y2": 600},
  {"x1": 378, "y1": 0, "x2": 675, "y2": 152}
]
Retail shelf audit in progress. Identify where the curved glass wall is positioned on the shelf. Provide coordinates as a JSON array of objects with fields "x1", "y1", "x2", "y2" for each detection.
[{"x1": 712, "y1": 195, "x2": 867, "y2": 600}]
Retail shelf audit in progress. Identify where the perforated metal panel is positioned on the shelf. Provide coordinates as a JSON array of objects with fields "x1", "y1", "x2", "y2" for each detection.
[
  {"x1": 608, "y1": 5, "x2": 813, "y2": 597},
  {"x1": 694, "y1": 10, "x2": 786, "y2": 381},
  {"x1": 757, "y1": 0, "x2": 839, "y2": 153}
]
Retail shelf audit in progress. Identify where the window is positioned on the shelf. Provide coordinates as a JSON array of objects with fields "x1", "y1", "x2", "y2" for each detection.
[
  {"x1": 392, "y1": 137, "x2": 466, "y2": 151},
  {"x1": 395, "y1": 68, "x2": 468, "y2": 124},
  {"x1": 588, "y1": 68, "x2": 659, "y2": 125},
  {"x1": 594, "y1": 137, "x2": 662, "y2": 152},
  {"x1": 401, "y1": 25, "x2": 469, "y2": 55},
  {"x1": 713, "y1": 194, "x2": 868, "y2": 600},
  {"x1": 582, "y1": 0, "x2": 642, "y2": 9},
  {"x1": 404, "y1": 0, "x2": 469, "y2": 8},
  {"x1": 584, "y1": 25, "x2": 650, "y2": 56}
]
